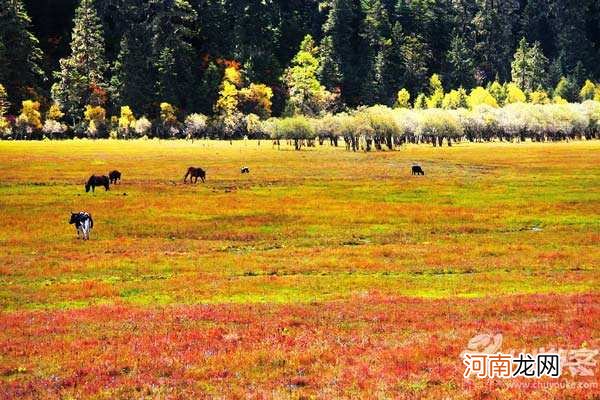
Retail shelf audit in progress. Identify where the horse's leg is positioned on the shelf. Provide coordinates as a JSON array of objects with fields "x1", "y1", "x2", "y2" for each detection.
[{"x1": 184, "y1": 172, "x2": 189, "y2": 183}]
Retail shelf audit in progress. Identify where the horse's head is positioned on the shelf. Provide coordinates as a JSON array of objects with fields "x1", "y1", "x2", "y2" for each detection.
[
  {"x1": 69, "y1": 212, "x2": 78, "y2": 224},
  {"x1": 85, "y1": 182, "x2": 90, "y2": 192}
]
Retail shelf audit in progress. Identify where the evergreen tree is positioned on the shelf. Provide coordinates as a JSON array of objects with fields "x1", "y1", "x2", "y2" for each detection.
[
  {"x1": 401, "y1": 34, "x2": 431, "y2": 95},
  {"x1": 110, "y1": 1, "x2": 155, "y2": 115},
  {"x1": 230, "y1": 0, "x2": 281, "y2": 85},
  {"x1": 318, "y1": 0, "x2": 359, "y2": 105},
  {"x1": 511, "y1": 38, "x2": 548, "y2": 92},
  {"x1": 51, "y1": 0, "x2": 107, "y2": 122},
  {"x1": 446, "y1": 34, "x2": 475, "y2": 89},
  {"x1": 551, "y1": 0, "x2": 594, "y2": 76},
  {"x1": 149, "y1": 0, "x2": 199, "y2": 112},
  {"x1": 0, "y1": 0, "x2": 45, "y2": 112},
  {"x1": 471, "y1": 0, "x2": 518, "y2": 82},
  {"x1": 518, "y1": 0, "x2": 552, "y2": 50},
  {"x1": 359, "y1": 0, "x2": 392, "y2": 105},
  {"x1": 385, "y1": 22, "x2": 406, "y2": 101}
]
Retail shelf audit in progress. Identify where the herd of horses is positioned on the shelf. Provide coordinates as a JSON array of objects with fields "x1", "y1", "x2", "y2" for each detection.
[
  {"x1": 76, "y1": 164, "x2": 424, "y2": 239},
  {"x1": 84, "y1": 166, "x2": 213, "y2": 192},
  {"x1": 85, "y1": 165, "x2": 424, "y2": 192}
]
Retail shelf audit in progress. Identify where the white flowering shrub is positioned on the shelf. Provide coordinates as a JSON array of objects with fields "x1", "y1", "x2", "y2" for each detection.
[{"x1": 184, "y1": 113, "x2": 208, "y2": 139}]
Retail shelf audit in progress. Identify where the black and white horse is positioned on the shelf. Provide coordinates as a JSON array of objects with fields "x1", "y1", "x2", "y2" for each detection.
[
  {"x1": 241, "y1": 167, "x2": 250, "y2": 174},
  {"x1": 69, "y1": 212, "x2": 94, "y2": 240}
]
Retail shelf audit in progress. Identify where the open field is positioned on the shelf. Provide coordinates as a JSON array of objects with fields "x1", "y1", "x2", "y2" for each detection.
[{"x1": 0, "y1": 140, "x2": 599, "y2": 399}]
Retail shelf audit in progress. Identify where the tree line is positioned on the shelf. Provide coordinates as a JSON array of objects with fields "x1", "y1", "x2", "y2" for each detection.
[{"x1": 1, "y1": 0, "x2": 600, "y2": 142}]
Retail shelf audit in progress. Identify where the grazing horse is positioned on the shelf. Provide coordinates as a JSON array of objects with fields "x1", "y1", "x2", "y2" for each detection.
[
  {"x1": 241, "y1": 167, "x2": 250, "y2": 174},
  {"x1": 85, "y1": 175, "x2": 110, "y2": 192},
  {"x1": 184, "y1": 167, "x2": 206, "y2": 183},
  {"x1": 411, "y1": 165, "x2": 425, "y2": 176},
  {"x1": 109, "y1": 170, "x2": 121, "y2": 184},
  {"x1": 69, "y1": 211, "x2": 93, "y2": 240}
]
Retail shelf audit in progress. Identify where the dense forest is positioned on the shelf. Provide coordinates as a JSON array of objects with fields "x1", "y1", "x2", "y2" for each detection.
[{"x1": 1, "y1": 0, "x2": 600, "y2": 143}]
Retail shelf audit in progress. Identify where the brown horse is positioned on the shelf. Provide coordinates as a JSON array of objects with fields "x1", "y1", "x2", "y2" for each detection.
[
  {"x1": 108, "y1": 170, "x2": 121, "y2": 184},
  {"x1": 85, "y1": 175, "x2": 110, "y2": 192},
  {"x1": 184, "y1": 167, "x2": 206, "y2": 183}
]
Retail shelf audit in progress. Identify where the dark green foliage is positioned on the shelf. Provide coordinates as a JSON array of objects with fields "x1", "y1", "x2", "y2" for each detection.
[
  {"x1": 0, "y1": 0, "x2": 45, "y2": 113},
  {"x1": 51, "y1": 0, "x2": 107, "y2": 120},
  {"x1": 6, "y1": 0, "x2": 600, "y2": 120},
  {"x1": 111, "y1": 31, "x2": 155, "y2": 116}
]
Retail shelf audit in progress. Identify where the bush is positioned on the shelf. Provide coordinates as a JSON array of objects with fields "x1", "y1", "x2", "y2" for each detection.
[
  {"x1": 272, "y1": 115, "x2": 315, "y2": 149},
  {"x1": 184, "y1": 113, "x2": 208, "y2": 139},
  {"x1": 134, "y1": 117, "x2": 152, "y2": 138},
  {"x1": 468, "y1": 87, "x2": 498, "y2": 108},
  {"x1": 416, "y1": 109, "x2": 463, "y2": 145}
]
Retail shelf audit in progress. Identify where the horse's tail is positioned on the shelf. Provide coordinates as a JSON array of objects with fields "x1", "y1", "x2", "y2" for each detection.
[{"x1": 89, "y1": 215, "x2": 94, "y2": 229}]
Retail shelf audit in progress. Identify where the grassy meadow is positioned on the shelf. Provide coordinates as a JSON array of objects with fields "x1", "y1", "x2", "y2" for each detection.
[{"x1": 0, "y1": 139, "x2": 599, "y2": 399}]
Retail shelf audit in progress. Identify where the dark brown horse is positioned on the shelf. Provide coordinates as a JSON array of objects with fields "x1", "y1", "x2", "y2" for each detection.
[
  {"x1": 184, "y1": 167, "x2": 206, "y2": 183},
  {"x1": 411, "y1": 165, "x2": 425, "y2": 176},
  {"x1": 85, "y1": 175, "x2": 110, "y2": 192},
  {"x1": 109, "y1": 170, "x2": 121, "y2": 184}
]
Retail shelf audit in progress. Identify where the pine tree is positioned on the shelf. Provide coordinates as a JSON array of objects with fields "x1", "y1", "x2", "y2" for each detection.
[
  {"x1": 471, "y1": 0, "x2": 518, "y2": 82},
  {"x1": 110, "y1": 1, "x2": 155, "y2": 116},
  {"x1": 401, "y1": 34, "x2": 431, "y2": 95},
  {"x1": 511, "y1": 38, "x2": 548, "y2": 92},
  {"x1": 385, "y1": 22, "x2": 406, "y2": 101},
  {"x1": 446, "y1": 34, "x2": 475, "y2": 89},
  {"x1": 551, "y1": 0, "x2": 594, "y2": 76},
  {"x1": 149, "y1": 0, "x2": 199, "y2": 112},
  {"x1": 359, "y1": 0, "x2": 391, "y2": 105},
  {"x1": 0, "y1": 0, "x2": 45, "y2": 112},
  {"x1": 51, "y1": 0, "x2": 107, "y2": 122},
  {"x1": 230, "y1": 0, "x2": 281, "y2": 84},
  {"x1": 318, "y1": 0, "x2": 358, "y2": 105}
]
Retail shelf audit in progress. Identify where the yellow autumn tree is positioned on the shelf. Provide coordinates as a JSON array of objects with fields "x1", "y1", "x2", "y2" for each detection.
[
  {"x1": 238, "y1": 83, "x2": 273, "y2": 119},
  {"x1": 160, "y1": 102, "x2": 178, "y2": 137},
  {"x1": 528, "y1": 90, "x2": 550, "y2": 104},
  {"x1": 84, "y1": 105, "x2": 106, "y2": 137},
  {"x1": 215, "y1": 66, "x2": 241, "y2": 116},
  {"x1": 395, "y1": 88, "x2": 410, "y2": 108},
  {"x1": 505, "y1": 83, "x2": 526, "y2": 104},
  {"x1": 118, "y1": 106, "x2": 136, "y2": 138},
  {"x1": 46, "y1": 103, "x2": 64, "y2": 121},
  {"x1": 467, "y1": 87, "x2": 498, "y2": 109},
  {"x1": 16, "y1": 100, "x2": 42, "y2": 132},
  {"x1": 426, "y1": 74, "x2": 444, "y2": 109},
  {"x1": 579, "y1": 80, "x2": 596, "y2": 101}
]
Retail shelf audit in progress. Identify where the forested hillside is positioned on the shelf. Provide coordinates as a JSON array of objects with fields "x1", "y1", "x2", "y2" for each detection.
[{"x1": 1, "y1": 0, "x2": 600, "y2": 140}]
